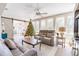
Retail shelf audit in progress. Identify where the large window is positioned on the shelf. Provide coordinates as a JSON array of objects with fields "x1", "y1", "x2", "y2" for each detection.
[
  {"x1": 40, "y1": 19, "x2": 46, "y2": 30},
  {"x1": 35, "y1": 21, "x2": 40, "y2": 32},
  {"x1": 55, "y1": 16, "x2": 65, "y2": 32},
  {"x1": 33, "y1": 18, "x2": 54, "y2": 33},
  {"x1": 46, "y1": 18, "x2": 54, "y2": 30},
  {"x1": 32, "y1": 21, "x2": 39, "y2": 33},
  {"x1": 66, "y1": 14, "x2": 74, "y2": 36}
]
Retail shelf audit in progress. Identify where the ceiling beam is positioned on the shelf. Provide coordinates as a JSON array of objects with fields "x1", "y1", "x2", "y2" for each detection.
[
  {"x1": 1, "y1": 11, "x2": 73, "y2": 22},
  {"x1": 1, "y1": 16, "x2": 29, "y2": 22}
]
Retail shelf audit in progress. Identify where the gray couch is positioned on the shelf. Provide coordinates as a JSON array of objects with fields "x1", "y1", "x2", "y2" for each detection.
[
  {"x1": 35, "y1": 30, "x2": 55, "y2": 46},
  {"x1": 0, "y1": 39, "x2": 37, "y2": 56}
]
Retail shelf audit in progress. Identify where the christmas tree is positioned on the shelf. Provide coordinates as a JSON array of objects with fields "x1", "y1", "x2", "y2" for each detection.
[{"x1": 25, "y1": 19, "x2": 35, "y2": 36}]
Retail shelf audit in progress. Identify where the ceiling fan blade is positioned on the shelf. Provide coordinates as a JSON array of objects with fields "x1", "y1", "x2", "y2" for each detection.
[
  {"x1": 40, "y1": 13, "x2": 48, "y2": 14},
  {"x1": 36, "y1": 12, "x2": 41, "y2": 15},
  {"x1": 34, "y1": 5, "x2": 48, "y2": 16},
  {"x1": 36, "y1": 12, "x2": 48, "y2": 15}
]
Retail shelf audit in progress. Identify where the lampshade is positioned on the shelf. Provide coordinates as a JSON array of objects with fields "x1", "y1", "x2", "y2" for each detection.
[{"x1": 59, "y1": 27, "x2": 65, "y2": 32}]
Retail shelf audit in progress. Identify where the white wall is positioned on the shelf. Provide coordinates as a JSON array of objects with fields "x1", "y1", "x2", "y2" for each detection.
[
  {"x1": 0, "y1": 3, "x2": 6, "y2": 36},
  {"x1": 1, "y1": 18, "x2": 13, "y2": 39}
]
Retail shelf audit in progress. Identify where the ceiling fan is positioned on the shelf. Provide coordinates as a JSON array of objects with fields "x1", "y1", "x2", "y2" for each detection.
[{"x1": 34, "y1": 5, "x2": 48, "y2": 16}]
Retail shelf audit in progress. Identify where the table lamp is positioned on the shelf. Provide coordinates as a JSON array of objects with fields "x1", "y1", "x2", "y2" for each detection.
[{"x1": 59, "y1": 27, "x2": 66, "y2": 37}]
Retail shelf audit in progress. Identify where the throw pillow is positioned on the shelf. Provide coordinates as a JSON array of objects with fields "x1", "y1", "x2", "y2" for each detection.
[
  {"x1": 47, "y1": 33, "x2": 51, "y2": 38},
  {"x1": 4, "y1": 39, "x2": 17, "y2": 50}
]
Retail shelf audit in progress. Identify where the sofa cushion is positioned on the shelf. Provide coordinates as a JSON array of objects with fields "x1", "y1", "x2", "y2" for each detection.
[
  {"x1": 44, "y1": 37, "x2": 51, "y2": 40},
  {"x1": 0, "y1": 40, "x2": 13, "y2": 56},
  {"x1": 21, "y1": 48, "x2": 37, "y2": 56},
  {"x1": 18, "y1": 46, "x2": 27, "y2": 53},
  {"x1": 47, "y1": 33, "x2": 51, "y2": 38},
  {"x1": 4, "y1": 39, "x2": 17, "y2": 50},
  {"x1": 15, "y1": 43, "x2": 27, "y2": 53},
  {"x1": 11, "y1": 48, "x2": 23, "y2": 56}
]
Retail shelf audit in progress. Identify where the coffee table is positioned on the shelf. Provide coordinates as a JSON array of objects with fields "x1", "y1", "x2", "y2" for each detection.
[{"x1": 22, "y1": 38, "x2": 41, "y2": 50}]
